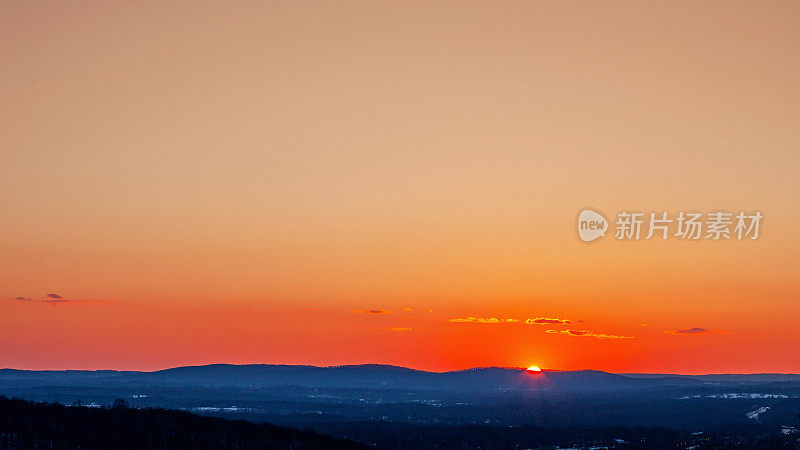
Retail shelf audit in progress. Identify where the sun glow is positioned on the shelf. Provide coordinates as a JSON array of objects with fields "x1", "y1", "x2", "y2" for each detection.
[{"x1": 526, "y1": 366, "x2": 541, "y2": 372}]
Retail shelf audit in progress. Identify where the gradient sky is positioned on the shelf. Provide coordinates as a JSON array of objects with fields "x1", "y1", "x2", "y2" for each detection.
[{"x1": 2, "y1": 1, "x2": 799, "y2": 373}]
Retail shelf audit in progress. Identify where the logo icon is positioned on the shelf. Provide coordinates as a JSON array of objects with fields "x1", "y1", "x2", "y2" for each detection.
[{"x1": 578, "y1": 209, "x2": 608, "y2": 242}]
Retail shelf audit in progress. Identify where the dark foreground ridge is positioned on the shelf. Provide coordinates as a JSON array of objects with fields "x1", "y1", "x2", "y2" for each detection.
[{"x1": 0, "y1": 396, "x2": 366, "y2": 450}]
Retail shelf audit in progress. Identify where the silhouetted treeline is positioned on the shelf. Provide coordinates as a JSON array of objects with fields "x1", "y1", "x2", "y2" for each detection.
[{"x1": 0, "y1": 396, "x2": 366, "y2": 449}]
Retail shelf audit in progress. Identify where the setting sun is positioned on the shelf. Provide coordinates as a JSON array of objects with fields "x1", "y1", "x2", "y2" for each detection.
[{"x1": 526, "y1": 366, "x2": 542, "y2": 373}]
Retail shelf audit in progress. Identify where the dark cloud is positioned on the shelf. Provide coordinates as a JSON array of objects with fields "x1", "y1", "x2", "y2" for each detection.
[
  {"x1": 665, "y1": 328, "x2": 730, "y2": 335},
  {"x1": 353, "y1": 309, "x2": 393, "y2": 314},
  {"x1": 12, "y1": 293, "x2": 107, "y2": 305}
]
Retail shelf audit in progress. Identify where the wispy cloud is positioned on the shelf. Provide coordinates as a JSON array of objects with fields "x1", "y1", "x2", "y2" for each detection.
[
  {"x1": 40, "y1": 293, "x2": 71, "y2": 303},
  {"x1": 449, "y1": 316, "x2": 576, "y2": 325},
  {"x1": 665, "y1": 328, "x2": 730, "y2": 335},
  {"x1": 448, "y1": 317, "x2": 519, "y2": 324},
  {"x1": 12, "y1": 294, "x2": 107, "y2": 306},
  {"x1": 526, "y1": 317, "x2": 573, "y2": 325},
  {"x1": 373, "y1": 327, "x2": 412, "y2": 332},
  {"x1": 353, "y1": 309, "x2": 394, "y2": 314},
  {"x1": 546, "y1": 329, "x2": 633, "y2": 339}
]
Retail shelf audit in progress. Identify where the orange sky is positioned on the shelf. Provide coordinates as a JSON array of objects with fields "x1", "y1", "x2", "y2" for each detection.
[{"x1": 1, "y1": 1, "x2": 799, "y2": 373}]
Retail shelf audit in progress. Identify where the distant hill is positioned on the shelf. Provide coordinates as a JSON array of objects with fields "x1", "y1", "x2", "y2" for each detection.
[
  {"x1": 0, "y1": 396, "x2": 366, "y2": 449},
  {"x1": 3, "y1": 364, "x2": 799, "y2": 392},
  {"x1": 622, "y1": 372, "x2": 800, "y2": 382}
]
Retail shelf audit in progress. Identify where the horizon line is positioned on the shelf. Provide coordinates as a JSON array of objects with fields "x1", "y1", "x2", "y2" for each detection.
[{"x1": 2, "y1": 362, "x2": 799, "y2": 377}]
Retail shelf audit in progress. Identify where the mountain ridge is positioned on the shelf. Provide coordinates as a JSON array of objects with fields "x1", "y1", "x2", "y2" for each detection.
[
  {"x1": 4, "y1": 363, "x2": 799, "y2": 376},
  {"x1": 6, "y1": 363, "x2": 798, "y2": 391}
]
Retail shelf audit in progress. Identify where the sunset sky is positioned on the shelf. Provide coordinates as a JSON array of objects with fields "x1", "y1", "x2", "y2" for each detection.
[{"x1": 2, "y1": 1, "x2": 799, "y2": 373}]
